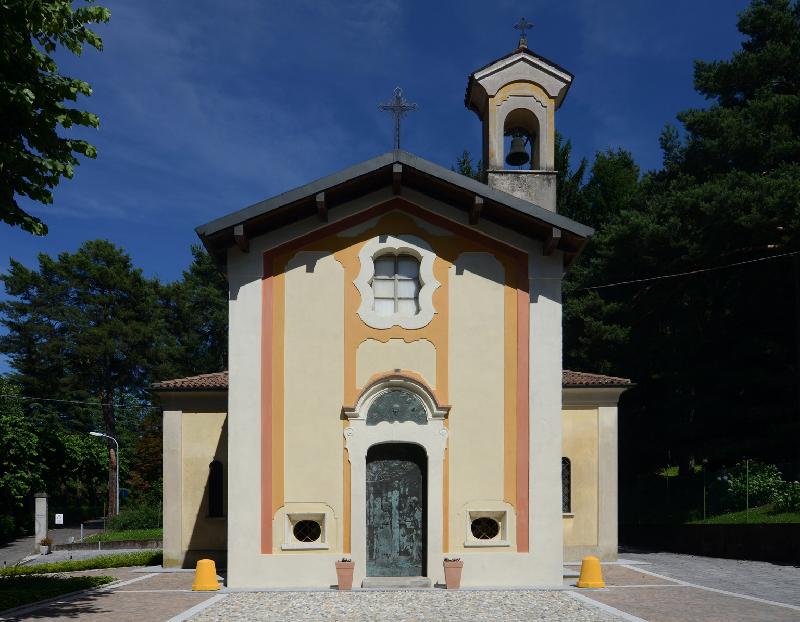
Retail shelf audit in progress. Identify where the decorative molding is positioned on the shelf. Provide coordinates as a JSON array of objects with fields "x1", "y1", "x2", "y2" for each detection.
[
  {"x1": 343, "y1": 374, "x2": 449, "y2": 586},
  {"x1": 342, "y1": 374, "x2": 450, "y2": 421},
  {"x1": 354, "y1": 234, "x2": 440, "y2": 330}
]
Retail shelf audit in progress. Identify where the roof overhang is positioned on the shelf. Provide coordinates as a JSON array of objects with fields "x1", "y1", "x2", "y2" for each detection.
[{"x1": 196, "y1": 150, "x2": 593, "y2": 271}]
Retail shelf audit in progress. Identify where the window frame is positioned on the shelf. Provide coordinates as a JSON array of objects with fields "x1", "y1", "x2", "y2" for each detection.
[
  {"x1": 354, "y1": 234, "x2": 439, "y2": 330},
  {"x1": 561, "y1": 457, "x2": 572, "y2": 515},
  {"x1": 371, "y1": 253, "x2": 421, "y2": 316}
]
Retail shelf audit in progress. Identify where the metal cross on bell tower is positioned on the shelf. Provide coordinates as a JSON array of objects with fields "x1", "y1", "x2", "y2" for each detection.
[
  {"x1": 379, "y1": 86, "x2": 418, "y2": 150},
  {"x1": 514, "y1": 17, "x2": 533, "y2": 48}
]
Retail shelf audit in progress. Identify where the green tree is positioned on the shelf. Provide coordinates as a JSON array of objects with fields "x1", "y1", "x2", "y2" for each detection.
[
  {"x1": 163, "y1": 245, "x2": 228, "y2": 376},
  {"x1": 0, "y1": 378, "x2": 41, "y2": 538},
  {"x1": 564, "y1": 0, "x2": 800, "y2": 485},
  {"x1": 0, "y1": 240, "x2": 163, "y2": 516},
  {"x1": 452, "y1": 150, "x2": 483, "y2": 181},
  {"x1": 1, "y1": 0, "x2": 110, "y2": 234}
]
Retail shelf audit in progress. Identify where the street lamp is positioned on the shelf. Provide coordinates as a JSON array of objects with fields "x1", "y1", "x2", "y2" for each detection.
[{"x1": 89, "y1": 432, "x2": 119, "y2": 516}]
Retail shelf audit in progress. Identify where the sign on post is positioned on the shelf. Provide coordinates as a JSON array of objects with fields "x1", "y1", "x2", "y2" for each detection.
[{"x1": 55, "y1": 513, "x2": 64, "y2": 525}]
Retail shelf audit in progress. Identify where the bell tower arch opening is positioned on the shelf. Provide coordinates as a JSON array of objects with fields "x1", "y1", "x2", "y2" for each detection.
[{"x1": 502, "y1": 106, "x2": 540, "y2": 170}]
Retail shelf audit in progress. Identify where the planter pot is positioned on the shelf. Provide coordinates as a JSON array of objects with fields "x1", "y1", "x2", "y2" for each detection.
[
  {"x1": 40, "y1": 545, "x2": 50, "y2": 555},
  {"x1": 443, "y1": 560, "x2": 463, "y2": 589},
  {"x1": 335, "y1": 561, "x2": 355, "y2": 590}
]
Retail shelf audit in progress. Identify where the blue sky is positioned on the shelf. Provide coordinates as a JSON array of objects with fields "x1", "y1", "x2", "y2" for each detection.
[{"x1": 0, "y1": 0, "x2": 750, "y2": 372}]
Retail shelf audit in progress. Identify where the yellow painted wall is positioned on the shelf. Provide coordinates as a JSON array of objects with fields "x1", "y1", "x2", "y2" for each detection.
[
  {"x1": 562, "y1": 408, "x2": 598, "y2": 547},
  {"x1": 448, "y1": 252, "x2": 507, "y2": 551},
  {"x1": 356, "y1": 338, "x2": 437, "y2": 390},
  {"x1": 282, "y1": 251, "x2": 345, "y2": 551},
  {"x1": 181, "y1": 412, "x2": 227, "y2": 551}
]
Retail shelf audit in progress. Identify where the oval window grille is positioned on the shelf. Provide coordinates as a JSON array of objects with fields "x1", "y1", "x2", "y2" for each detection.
[
  {"x1": 293, "y1": 519, "x2": 322, "y2": 543},
  {"x1": 470, "y1": 516, "x2": 500, "y2": 540}
]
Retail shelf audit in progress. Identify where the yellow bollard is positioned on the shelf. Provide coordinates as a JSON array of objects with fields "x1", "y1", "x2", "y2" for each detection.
[
  {"x1": 576, "y1": 555, "x2": 605, "y2": 588},
  {"x1": 192, "y1": 558, "x2": 220, "y2": 591}
]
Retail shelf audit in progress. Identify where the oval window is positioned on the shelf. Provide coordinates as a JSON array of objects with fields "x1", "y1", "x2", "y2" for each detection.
[
  {"x1": 293, "y1": 519, "x2": 322, "y2": 543},
  {"x1": 470, "y1": 517, "x2": 500, "y2": 540}
]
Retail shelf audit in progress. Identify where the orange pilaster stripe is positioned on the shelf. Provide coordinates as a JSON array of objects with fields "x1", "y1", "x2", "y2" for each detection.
[
  {"x1": 260, "y1": 253, "x2": 274, "y2": 554},
  {"x1": 516, "y1": 260, "x2": 530, "y2": 552}
]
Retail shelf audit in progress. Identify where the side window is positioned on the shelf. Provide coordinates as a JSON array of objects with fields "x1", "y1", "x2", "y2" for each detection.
[
  {"x1": 209, "y1": 460, "x2": 224, "y2": 517},
  {"x1": 561, "y1": 457, "x2": 571, "y2": 514}
]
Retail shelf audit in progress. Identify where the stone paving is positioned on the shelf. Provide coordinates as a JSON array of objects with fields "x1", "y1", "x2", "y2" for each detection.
[
  {"x1": 618, "y1": 550, "x2": 800, "y2": 607},
  {"x1": 0, "y1": 567, "x2": 213, "y2": 622},
  {"x1": 2, "y1": 554, "x2": 800, "y2": 621},
  {"x1": 191, "y1": 591, "x2": 618, "y2": 622}
]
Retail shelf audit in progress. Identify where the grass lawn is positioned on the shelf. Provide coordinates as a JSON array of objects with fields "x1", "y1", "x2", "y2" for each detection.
[
  {"x1": 0, "y1": 575, "x2": 115, "y2": 612},
  {"x1": 0, "y1": 551, "x2": 163, "y2": 577},
  {"x1": 690, "y1": 504, "x2": 800, "y2": 524},
  {"x1": 83, "y1": 528, "x2": 163, "y2": 542}
]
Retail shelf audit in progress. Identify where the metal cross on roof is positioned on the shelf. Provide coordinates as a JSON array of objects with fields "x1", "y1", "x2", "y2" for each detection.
[
  {"x1": 514, "y1": 17, "x2": 533, "y2": 48},
  {"x1": 378, "y1": 86, "x2": 418, "y2": 150}
]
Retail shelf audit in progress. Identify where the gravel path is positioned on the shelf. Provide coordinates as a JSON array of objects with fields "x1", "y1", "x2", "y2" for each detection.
[{"x1": 191, "y1": 590, "x2": 618, "y2": 622}]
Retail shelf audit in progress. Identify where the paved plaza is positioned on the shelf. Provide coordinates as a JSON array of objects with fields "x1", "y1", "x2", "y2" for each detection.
[{"x1": 1, "y1": 553, "x2": 799, "y2": 621}]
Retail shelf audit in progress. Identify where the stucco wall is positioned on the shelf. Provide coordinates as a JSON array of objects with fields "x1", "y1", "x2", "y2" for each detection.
[
  {"x1": 282, "y1": 251, "x2": 344, "y2": 551},
  {"x1": 181, "y1": 412, "x2": 228, "y2": 552},
  {"x1": 356, "y1": 338, "x2": 436, "y2": 390},
  {"x1": 562, "y1": 407, "x2": 599, "y2": 548},
  {"x1": 448, "y1": 252, "x2": 507, "y2": 552}
]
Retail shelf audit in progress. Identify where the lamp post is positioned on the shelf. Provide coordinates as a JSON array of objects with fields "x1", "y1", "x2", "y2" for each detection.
[{"x1": 89, "y1": 432, "x2": 119, "y2": 516}]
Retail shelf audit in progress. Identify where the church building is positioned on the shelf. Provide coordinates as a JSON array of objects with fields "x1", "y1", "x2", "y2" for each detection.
[{"x1": 155, "y1": 32, "x2": 630, "y2": 588}]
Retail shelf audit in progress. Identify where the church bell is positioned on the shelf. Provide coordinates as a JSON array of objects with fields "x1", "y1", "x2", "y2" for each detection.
[{"x1": 506, "y1": 136, "x2": 530, "y2": 167}]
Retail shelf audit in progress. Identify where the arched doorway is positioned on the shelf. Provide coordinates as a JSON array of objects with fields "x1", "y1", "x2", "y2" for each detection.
[{"x1": 366, "y1": 443, "x2": 427, "y2": 577}]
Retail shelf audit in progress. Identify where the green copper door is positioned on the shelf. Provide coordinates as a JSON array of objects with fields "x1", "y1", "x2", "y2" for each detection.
[{"x1": 366, "y1": 443, "x2": 427, "y2": 577}]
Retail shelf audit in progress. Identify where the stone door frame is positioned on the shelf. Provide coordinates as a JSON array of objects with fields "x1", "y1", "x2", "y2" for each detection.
[{"x1": 344, "y1": 376, "x2": 448, "y2": 583}]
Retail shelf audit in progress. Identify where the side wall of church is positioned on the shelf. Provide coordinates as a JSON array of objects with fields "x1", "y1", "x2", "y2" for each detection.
[{"x1": 161, "y1": 393, "x2": 227, "y2": 568}]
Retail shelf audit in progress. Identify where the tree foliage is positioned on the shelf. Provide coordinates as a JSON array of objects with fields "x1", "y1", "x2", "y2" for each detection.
[
  {"x1": 0, "y1": 241, "x2": 228, "y2": 527},
  {"x1": 0, "y1": 240, "x2": 162, "y2": 515},
  {"x1": 1, "y1": 0, "x2": 110, "y2": 234},
  {"x1": 564, "y1": 0, "x2": 800, "y2": 481},
  {"x1": 0, "y1": 379, "x2": 40, "y2": 513}
]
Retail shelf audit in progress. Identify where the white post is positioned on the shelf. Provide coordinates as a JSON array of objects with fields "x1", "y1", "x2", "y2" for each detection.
[{"x1": 34, "y1": 493, "x2": 48, "y2": 553}]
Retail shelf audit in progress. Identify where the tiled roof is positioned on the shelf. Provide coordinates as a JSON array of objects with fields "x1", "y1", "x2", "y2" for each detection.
[
  {"x1": 152, "y1": 371, "x2": 228, "y2": 391},
  {"x1": 562, "y1": 370, "x2": 631, "y2": 387},
  {"x1": 153, "y1": 370, "x2": 630, "y2": 391}
]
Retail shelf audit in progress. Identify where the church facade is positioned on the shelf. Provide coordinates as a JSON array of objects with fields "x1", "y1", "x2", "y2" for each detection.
[{"x1": 155, "y1": 39, "x2": 630, "y2": 589}]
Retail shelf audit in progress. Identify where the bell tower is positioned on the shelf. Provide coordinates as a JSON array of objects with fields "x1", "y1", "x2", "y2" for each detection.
[{"x1": 465, "y1": 20, "x2": 573, "y2": 212}]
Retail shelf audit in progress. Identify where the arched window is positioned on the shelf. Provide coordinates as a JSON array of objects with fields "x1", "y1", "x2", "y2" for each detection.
[
  {"x1": 561, "y1": 457, "x2": 571, "y2": 514},
  {"x1": 371, "y1": 254, "x2": 420, "y2": 317},
  {"x1": 208, "y1": 460, "x2": 224, "y2": 518}
]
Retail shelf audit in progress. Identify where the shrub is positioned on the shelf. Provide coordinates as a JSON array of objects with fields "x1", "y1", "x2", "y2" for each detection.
[
  {"x1": 718, "y1": 461, "x2": 784, "y2": 511},
  {"x1": 0, "y1": 516, "x2": 16, "y2": 543},
  {"x1": 772, "y1": 481, "x2": 800, "y2": 513},
  {"x1": 0, "y1": 551, "x2": 162, "y2": 576},
  {"x1": 108, "y1": 500, "x2": 161, "y2": 530}
]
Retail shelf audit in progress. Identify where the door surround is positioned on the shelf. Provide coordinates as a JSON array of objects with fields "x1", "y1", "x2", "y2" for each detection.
[{"x1": 344, "y1": 375, "x2": 448, "y2": 582}]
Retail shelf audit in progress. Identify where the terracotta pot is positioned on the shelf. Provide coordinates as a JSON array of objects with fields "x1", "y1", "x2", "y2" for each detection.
[
  {"x1": 335, "y1": 561, "x2": 355, "y2": 590},
  {"x1": 443, "y1": 559, "x2": 463, "y2": 589}
]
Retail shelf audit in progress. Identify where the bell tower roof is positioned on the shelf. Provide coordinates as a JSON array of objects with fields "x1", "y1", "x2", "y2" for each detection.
[{"x1": 464, "y1": 46, "x2": 574, "y2": 115}]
